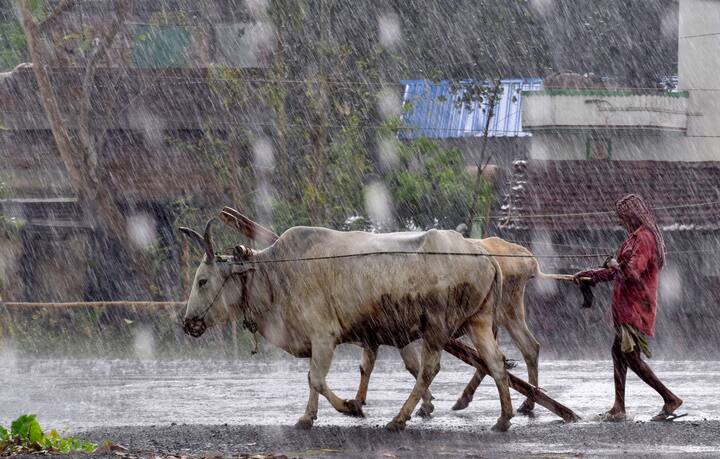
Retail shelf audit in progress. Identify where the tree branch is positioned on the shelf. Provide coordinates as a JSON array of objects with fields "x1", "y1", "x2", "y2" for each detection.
[
  {"x1": 16, "y1": 0, "x2": 83, "y2": 188},
  {"x1": 18, "y1": 0, "x2": 151, "y2": 289},
  {"x1": 78, "y1": 0, "x2": 131, "y2": 183},
  {"x1": 37, "y1": 0, "x2": 76, "y2": 31}
]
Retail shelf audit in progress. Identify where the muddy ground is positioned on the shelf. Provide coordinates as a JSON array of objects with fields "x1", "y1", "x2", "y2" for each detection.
[
  {"x1": 4, "y1": 356, "x2": 720, "y2": 457},
  {"x1": 78, "y1": 421, "x2": 720, "y2": 458}
]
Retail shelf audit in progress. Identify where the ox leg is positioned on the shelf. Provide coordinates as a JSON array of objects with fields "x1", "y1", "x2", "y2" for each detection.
[
  {"x1": 506, "y1": 319, "x2": 540, "y2": 415},
  {"x1": 467, "y1": 316, "x2": 513, "y2": 432},
  {"x1": 386, "y1": 340, "x2": 442, "y2": 431},
  {"x1": 353, "y1": 345, "x2": 378, "y2": 405},
  {"x1": 399, "y1": 343, "x2": 435, "y2": 418},
  {"x1": 295, "y1": 382, "x2": 319, "y2": 429},
  {"x1": 452, "y1": 322, "x2": 502, "y2": 411},
  {"x1": 452, "y1": 369, "x2": 485, "y2": 411},
  {"x1": 307, "y1": 339, "x2": 365, "y2": 421}
]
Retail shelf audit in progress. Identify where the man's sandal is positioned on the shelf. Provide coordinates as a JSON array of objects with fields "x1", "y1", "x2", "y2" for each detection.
[{"x1": 651, "y1": 410, "x2": 688, "y2": 422}]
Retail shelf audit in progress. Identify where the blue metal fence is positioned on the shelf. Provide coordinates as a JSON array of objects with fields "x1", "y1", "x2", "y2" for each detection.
[{"x1": 399, "y1": 78, "x2": 543, "y2": 139}]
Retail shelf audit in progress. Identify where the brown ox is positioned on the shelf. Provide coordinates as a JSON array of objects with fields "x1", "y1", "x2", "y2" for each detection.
[
  {"x1": 354, "y1": 237, "x2": 542, "y2": 415},
  {"x1": 180, "y1": 221, "x2": 513, "y2": 431}
]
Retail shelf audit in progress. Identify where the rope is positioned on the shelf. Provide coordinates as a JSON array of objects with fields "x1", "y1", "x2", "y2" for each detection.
[
  {"x1": 506, "y1": 239, "x2": 615, "y2": 251},
  {"x1": 196, "y1": 275, "x2": 231, "y2": 320},
  {"x1": 228, "y1": 246, "x2": 720, "y2": 265}
]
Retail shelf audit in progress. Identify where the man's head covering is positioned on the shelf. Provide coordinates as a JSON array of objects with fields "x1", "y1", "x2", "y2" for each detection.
[{"x1": 615, "y1": 194, "x2": 666, "y2": 268}]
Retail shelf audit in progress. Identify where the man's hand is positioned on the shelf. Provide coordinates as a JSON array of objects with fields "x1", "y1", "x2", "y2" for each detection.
[
  {"x1": 606, "y1": 258, "x2": 620, "y2": 271},
  {"x1": 573, "y1": 270, "x2": 595, "y2": 285}
]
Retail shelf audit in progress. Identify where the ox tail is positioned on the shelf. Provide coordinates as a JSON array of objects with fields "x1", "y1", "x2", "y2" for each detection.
[
  {"x1": 536, "y1": 270, "x2": 577, "y2": 282},
  {"x1": 489, "y1": 257, "x2": 504, "y2": 325}
]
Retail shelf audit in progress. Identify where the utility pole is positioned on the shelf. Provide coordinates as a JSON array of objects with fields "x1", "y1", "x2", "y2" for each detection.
[{"x1": 466, "y1": 80, "x2": 501, "y2": 237}]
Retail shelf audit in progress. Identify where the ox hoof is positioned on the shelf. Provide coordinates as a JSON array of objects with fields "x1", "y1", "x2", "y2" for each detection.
[
  {"x1": 452, "y1": 398, "x2": 471, "y2": 411},
  {"x1": 295, "y1": 416, "x2": 315, "y2": 430},
  {"x1": 517, "y1": 400, "x2": 535, "y2": 416},
  {"x1": 491, "y1": 418, "x2": 512, "y2": 432},
  {"x1": 415, "y1": 402, "x2": 434, "y2": 418},
  {"x1": 344, "y1": 399, "x2": 365, "y2": 418},
  {"x1": 385, "y1": 418, "x2": 407, "y2": 432}
]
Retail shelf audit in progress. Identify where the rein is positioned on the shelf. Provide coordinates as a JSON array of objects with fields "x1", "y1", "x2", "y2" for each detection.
[{"x1": 196, "y1": 275, "x2": 231, "y2": 320}]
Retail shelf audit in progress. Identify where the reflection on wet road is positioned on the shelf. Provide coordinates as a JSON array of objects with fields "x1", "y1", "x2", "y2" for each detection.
[{"x1": 1, "y1": 347, "x2": 717, "y2": 431}]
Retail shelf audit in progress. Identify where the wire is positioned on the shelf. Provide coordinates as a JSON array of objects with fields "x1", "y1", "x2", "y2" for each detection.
[
  {"x1": 150, "y1": 75, "x2": 407, "y2": 87},
  {"x1": 0, "y1": 112, "x2": 531, "y2": 135},
  {"x1": 679, "y1": 32, "x2": 720, "y2": 39},
  {"x1": 491, "y1": 200, "x2": 720, "y2": 220},
  {"x1": 106, "y1": 75, "x2": 706, "y2": 92},
  {"x1": 8, "y1": 72, "x2": 713, "y2": 92}
]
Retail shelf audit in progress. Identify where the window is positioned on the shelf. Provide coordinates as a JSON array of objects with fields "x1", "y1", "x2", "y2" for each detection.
[
  {"x1": 132, "y1": 24, "x2": 191, "y2": 69},
  {"x1": 586, "y1": 136, "x2": 612, "y2": 160}
]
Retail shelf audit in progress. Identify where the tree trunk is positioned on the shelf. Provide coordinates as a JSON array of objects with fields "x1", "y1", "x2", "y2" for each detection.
[{"x1": 17, "y1": 0, "x2": 150, "y2": 296}]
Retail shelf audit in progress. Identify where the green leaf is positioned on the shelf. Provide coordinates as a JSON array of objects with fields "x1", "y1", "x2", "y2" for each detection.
[
  {"x1": 10, "y1": 414, "x2": 43, "y2": 443},
  {"x1": 0, "y1": 425, "x2": 8, "y2": 442},
  {"x1": 62, "y1": 33, "x2": 82, "y2": 41}
]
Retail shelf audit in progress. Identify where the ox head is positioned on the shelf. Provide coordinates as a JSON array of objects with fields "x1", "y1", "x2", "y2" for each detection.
[{"x1": 179, "y1": 218, "x2": 255, "y2": 337}]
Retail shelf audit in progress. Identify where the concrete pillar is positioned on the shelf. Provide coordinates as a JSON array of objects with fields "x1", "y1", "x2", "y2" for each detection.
[{"x1": 679, "y1": 0, "x2": 720, "y2": 158}]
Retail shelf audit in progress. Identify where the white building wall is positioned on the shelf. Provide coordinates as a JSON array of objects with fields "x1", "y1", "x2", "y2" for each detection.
[
  {"x1": 527, "y1": 0, "x2": 720, "y2": 162},
  {"x1": 679, "y1": 0, "x2": 720, "y2": 158},
  {"x1": 528, "y1": 133, "x2": 704, "y2": 161}
]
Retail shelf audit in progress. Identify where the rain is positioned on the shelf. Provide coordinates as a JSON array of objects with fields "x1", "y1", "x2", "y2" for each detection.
[{"x1": 1, "y1": 0, "x2": 719, "y2": 457}]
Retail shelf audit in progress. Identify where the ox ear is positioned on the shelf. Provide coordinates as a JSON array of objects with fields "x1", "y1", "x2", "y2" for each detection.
[{"x1": 178, "y1": 227, "x2": 205, "y2": 252}]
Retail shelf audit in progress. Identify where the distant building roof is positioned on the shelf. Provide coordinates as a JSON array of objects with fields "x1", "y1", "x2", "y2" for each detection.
[
  {"x1": 500, "y1": 160, "x2": 720, "y2": 232},
  {"x1": 0, "y1": 198, "x2": 89, "y2": 230},
  {"x1": 399, "y1": 78, "x2": 543, "y2": 139}
]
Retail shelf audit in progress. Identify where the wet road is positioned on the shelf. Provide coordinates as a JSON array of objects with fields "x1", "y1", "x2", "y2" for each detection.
[{"x1": 1, "y1": 346, "x2": 718, "y2": 431}]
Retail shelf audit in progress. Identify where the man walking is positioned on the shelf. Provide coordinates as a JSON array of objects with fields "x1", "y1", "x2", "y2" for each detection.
[{"x1": 575, "y1": 194, "x2": 683, "y2": 422}]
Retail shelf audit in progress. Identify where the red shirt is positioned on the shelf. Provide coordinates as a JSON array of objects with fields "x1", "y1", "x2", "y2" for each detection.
[{"x1": 582, "y1": 226, "x2": 660, "y2": 336}]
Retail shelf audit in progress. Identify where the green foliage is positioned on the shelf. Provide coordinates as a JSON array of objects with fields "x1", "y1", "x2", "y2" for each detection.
[
  {"x1": 11, "y1": 415, "x2": 43, "y2": 443},
  {"x1": 297, "y1": 115, "x2": 372, "y2": 229},
  {"x1": 0, "y1": 414, "x2": 97, "y2": 455},
  {"x1": 174, "y1": 2, "x2": 495, "y2": 235},
  {"x1": 0, "y1": 21, "x2": 27, "y2": 70},
  {"x1": 385, "y1": 138, "x2": 489, "y2": 230}
]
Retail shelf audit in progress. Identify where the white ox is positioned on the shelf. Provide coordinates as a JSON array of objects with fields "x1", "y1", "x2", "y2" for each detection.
[{"x1": 180, "y1": 220, "x2": 513, "y2": 431}]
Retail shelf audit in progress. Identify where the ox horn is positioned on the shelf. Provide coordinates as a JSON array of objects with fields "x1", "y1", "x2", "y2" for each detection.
[
  {"x1": 178, "y1": 227, "x2": 205, "y2": 252},
  {"x1": 203, "y1": 217, "x2": 216, "y2": 262}
]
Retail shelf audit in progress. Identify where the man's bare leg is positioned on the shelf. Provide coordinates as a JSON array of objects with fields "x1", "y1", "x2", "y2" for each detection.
[
  {"x1": 624, "y1": 344, "x2": 683, "y2": 415},
  {"x1": 609, "y1": 335, "x2": 628, "y2": 417}
]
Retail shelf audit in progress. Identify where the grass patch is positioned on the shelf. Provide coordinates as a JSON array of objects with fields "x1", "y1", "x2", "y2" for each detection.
[{"x1": 0, "y1": 414, "x2": 97, "y2": 455}]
